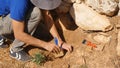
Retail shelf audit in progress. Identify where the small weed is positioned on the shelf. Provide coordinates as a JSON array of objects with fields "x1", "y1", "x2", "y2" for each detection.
[{"x1": 32, "y1": 53, "x2": 46, "y2": 65}]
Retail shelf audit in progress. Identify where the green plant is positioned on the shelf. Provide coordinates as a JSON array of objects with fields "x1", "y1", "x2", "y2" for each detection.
[{"x1": 32, "y1": 53, "x2": 46, "y2": 65}]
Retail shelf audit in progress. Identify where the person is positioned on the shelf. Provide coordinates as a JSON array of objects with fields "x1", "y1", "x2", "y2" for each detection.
[{"x1": 0, "y1": 0, "x2": 72, "y2": 61}]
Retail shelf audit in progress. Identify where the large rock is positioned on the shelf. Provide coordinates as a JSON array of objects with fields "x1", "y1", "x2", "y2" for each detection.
[
  {"x1": 70, "y1": 3, "x2": 112, "y2": 31},
  {"x1": 85, "y1": 0, "x2": 118, "y2": 16}
]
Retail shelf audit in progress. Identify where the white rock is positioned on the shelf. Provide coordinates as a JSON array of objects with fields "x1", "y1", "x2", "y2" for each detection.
[
  {"x1": 70, "y1": 3, "x2": 113, "y2": 31},
  {"x1": 85, "y1": 0, "x2": 118, "y2": 16},
  {"x1": 116, "y1": 31, "x2": 120, "y2": 56},
  {"x1": 93, "y1": 34, "x2": 111, "y2": 44}
]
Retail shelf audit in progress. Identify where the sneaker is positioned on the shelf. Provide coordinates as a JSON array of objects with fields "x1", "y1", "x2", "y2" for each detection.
[
  {"x1": 9, "y1": 49, "x2": 32, "y2": 61},
  {"x1": 0, "y1": 36, "x2": 8, "y2": 48}
]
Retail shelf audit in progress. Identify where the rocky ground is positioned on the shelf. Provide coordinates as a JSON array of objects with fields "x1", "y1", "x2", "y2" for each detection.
[
  {"x1": 0, "y1": 15, "x2": 120, "y2": 68},
  {"x1": 1, "y1": 0, "x2": 120, "y2": 68}
]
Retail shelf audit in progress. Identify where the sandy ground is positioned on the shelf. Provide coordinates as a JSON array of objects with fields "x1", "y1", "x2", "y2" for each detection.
[{"x1": 0, "y1": 16, "x2": 120, "y2": 68}]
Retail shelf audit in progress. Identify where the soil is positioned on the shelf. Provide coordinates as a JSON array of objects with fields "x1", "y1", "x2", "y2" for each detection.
[{"x1": 0, "y1": 16, "x2": 120, "y2": 68}]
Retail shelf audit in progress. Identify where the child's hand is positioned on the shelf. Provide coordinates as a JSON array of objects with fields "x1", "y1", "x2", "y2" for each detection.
[
  {"x1": 44, "y1": 43, "x2": 61, "y2": 54},
  {"x1": 60, "y1": 42, "x2": 72, "y2": 52}
]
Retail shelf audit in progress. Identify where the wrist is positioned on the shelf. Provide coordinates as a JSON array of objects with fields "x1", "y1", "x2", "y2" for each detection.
[
  {"x1": 54, "y1": 37, "x2": 64, "y2": 48},
  {"x1": 59, "y1": 42, "x2": 64, "y2": 48}
]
